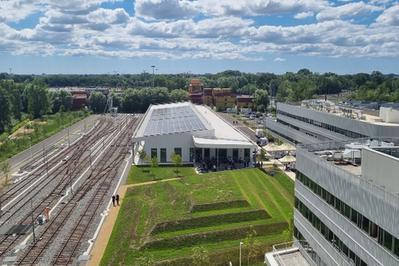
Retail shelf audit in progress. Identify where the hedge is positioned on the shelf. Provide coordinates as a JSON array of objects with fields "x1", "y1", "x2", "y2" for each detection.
[
  {"x1": 155, "y1": 243, "x2": 276, "y2": 266},
  {"x1": 190, "y1": 200, "x2": 250, "y2": 213},
  {"x1": 142, "y1": 222, "x2": 288, "y2": 250},
  {"x1": 151, "y1": 209, "x2": 270, "y2": 234}
]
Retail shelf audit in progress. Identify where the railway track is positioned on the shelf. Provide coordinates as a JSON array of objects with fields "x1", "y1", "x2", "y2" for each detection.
[
  {"x1": 0, "y1": 118, "x2": 112, "y2": 205},
  {"x1": 0, "y1": 114, "x2": 136, "y2": 263},
  {"x1": 11, "y1": 115, "x2": 138, "y2": 265}
]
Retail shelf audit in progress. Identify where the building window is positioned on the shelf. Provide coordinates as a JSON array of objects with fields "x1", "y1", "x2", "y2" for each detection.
[
  {"x1": 204, "y1": 148, "x2": 210, "y2": 160},
  {"x1": 384, "y1": 230, "x2": 393, "y2": 251},
  {"x1": 244, "y1": 148, "x2": 250, "y2": 161},
  {"x1": 151, "y1": 148, "x2": 157, "y2": 159},
  {"x1": 297, "y1": 171, "x2": 399, "y2": 259},
  {"x1": 295, "y1": 197, "x2": 367, "y2": 266},
  {"x1": 189, "y1": 148, "x2": 194, "y2": 162},
  {"x1": 174, "y1": 147, "x2": 182, "y2": 157},
  {"x1": 394, "y1": 238, "x2": 399, "y2": 257},
  {"x1": 160, "y1": 148, "x2": 167, "y2": 163}
]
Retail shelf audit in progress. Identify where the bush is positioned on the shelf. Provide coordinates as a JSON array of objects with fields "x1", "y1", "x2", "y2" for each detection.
[
  {"x1": 143, "y1": 222, "x2": 288, "y2": 250},
  {"x1": 151, "y1": 209, "x2": 270, "y2": 234},
  {"x1": 190, "y1": 200, "x2": 250, "y2": 213}
]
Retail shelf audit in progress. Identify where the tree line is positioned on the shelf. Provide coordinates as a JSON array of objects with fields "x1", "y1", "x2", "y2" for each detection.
[
  {"x1": 0, "y1": 80, "x2": 73, "y2": 134},
  {"x1": 89, "y1": 87, "x2": 188, "y2": 114},
  {"x1": 2, "y1": 69, "x2": 398, "y2": 103},
  {"x1": 1, "y1": 69, "x2": 398, "y2": 133}
]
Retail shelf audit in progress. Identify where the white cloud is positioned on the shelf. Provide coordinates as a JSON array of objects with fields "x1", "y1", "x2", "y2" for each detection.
[
  {"x1": 316, "y1": 2, "x2": 383, "y2": 21},
  {"x1": 274, "y1": 57, "x2": 286, "y2": 62},
  {"x1": 294, "y1": 11, "x2": 314, "y2": 19},
  {"x1": 196, "y1": 0, "x2": 328, "y2": 17},
  {"x1": 135, "y1": 0, "x2": 197, "y2": 20},
  {"x1": 375, "y1": 3, "x2": 399, "y2": 25},
  {"x1": 0, "y1": 0, "x2": 398, "y2": 61}
]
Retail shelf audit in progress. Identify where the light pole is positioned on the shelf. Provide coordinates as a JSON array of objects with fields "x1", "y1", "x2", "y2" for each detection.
[
  {"x1": 30, "y1": 199, "x2": 36, "y2": 244},
  {"x1": 151, "y1": 65, "x2": 156, "y2": 88},
  {"x1": 239, "y1": 241, "x2": 243, "y2": 266}
]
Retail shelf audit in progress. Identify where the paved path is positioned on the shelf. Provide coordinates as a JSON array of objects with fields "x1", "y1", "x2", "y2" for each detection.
[{"x1": 86, "y1": 177, "x2": 180, "y2": 266}]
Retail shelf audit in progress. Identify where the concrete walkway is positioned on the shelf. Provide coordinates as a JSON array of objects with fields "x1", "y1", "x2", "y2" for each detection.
[{"x1": 87, "y1": 177, "x2": 181, "y2": 266}]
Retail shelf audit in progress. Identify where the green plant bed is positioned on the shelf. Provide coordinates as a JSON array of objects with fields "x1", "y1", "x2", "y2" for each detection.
[
  {"x1": 190, "y1": 199, "x2": 250, "y2": 212},
  {"x1": 154, "y1": 217, "x2": 281, "y2": 238},
  {"x1": 101, "y1": 168, "x2": 294, "y2": 265},
  {"x1": 142, "y1": 222, "x2": 288, "y2": 250},
  {"x1": 147, "y1": 232, "x2": 292, "y2": 264},
  {"x1": 151, "y1": 209, "x2": 270, "y2": 234},
  {"x1": 128, "y1": 165, "x2": 196, "y2": 184},
  {"x1": 190, "y1": 206, "x2": 253, "y2": 218}
]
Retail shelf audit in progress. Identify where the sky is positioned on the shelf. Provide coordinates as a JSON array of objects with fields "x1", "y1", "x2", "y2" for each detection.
[{"x1": 0, "y1": 0, "x2": 398, "y2": 74}]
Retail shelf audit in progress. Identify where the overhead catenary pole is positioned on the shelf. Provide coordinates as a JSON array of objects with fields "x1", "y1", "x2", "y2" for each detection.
[
  {"x1": 31, "y1": 199, "x2": 36, "y2": 244},
  {"x1": 151, "y1": 65, "x2": 156, "y2": 88}
]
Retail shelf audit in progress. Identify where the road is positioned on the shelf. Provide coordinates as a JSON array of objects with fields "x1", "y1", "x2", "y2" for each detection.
[{"x1": 217, "y1": 112, "x2": 258, "y2": 142}]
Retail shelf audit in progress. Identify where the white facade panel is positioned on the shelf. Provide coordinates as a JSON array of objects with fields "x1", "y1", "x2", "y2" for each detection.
[{"x1": 362, "y1": 148, "x2": 399, "y2": 194}]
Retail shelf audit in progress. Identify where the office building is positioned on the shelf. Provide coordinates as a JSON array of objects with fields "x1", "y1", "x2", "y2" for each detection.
[
  {"x1": 264, "y1": 100, "x2": 399, "y2": 144},
  {"x1": 132, "y1": 102, "x2": 256, "y2": 167},
  {"x1": 290, "y1": 139, "x2": 399, "y2": 266}
]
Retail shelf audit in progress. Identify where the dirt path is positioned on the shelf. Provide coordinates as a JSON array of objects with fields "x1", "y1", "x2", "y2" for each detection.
[{"x1": 87, "y1": 177, "x2": 181, "y2": 266}]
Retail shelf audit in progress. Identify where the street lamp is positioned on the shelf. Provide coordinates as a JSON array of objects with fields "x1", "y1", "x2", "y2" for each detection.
[
  {"x1": 151, "y1": 65, "x2": 156, "y2": 88},
  {"x1": 239, "y1": 241, "x2": 243, "y2": 266}
]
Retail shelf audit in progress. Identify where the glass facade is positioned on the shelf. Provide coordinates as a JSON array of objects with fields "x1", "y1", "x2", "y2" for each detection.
[
  {"x1": 297, "y1": 172, "x2": 399, "y2": 258},
  {"x1": 277, "y1": 110, "x2": 367, "y2": 138},
  {"x1": 189, "y1": 148, "x2": 194, "y2": 162},
  {"x1": 151, "y1": 148, "x2": 157, "y2": 159},
  {"x1": 160, "y1": 148, "x2": 166, "y2": 163},
  {"x1": 295, "y1": 197, "x2": 367, "y2": 266},
  {"x1": 174, "y1": 147, "x2": 182, "y2": 156}
]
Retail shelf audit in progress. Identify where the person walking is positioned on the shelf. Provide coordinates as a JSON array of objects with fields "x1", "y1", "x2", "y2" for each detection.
[
  {"x1": 112, "y1": 195, "x2": 116, "y2": 207},
  {"x1": 116, "y1": 194, "x2": 120, "y2": 206}
]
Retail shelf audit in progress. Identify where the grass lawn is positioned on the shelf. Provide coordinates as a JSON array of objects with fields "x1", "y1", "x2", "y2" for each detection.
[
  {"x1": 102, "y1": 167, "x2": 294, "y2": 265},
  {"x1": 0, "y1": 111, "x2": 89, "y2": 163},
  {"x1": 127, "y1": 165, "x2": 197, "y2": 184}
]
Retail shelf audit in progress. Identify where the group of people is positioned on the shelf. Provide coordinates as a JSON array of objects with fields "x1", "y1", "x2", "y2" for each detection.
[{"x1": 111, "y1": 194, "x2": 120, "y2": 207}]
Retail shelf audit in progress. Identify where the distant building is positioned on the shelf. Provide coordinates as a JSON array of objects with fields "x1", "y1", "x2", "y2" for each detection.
[
  {"x1": 264, "y1": 100, "x2": 399, "y2": 145},
  {"x1": 188, "y1": 79, "x2": 253, "y2": 111},
  {"x1": 188, "y1": 79, "x2": 203, "y2": 104},
  {"x1": 132, "y1": 102, "x2": 256, "y2": 167},
  {"x1": 236, "y1": 95, "x2": 255, "y2": 110},
  {"x1": 202, "y1": 88, "x2": 213, "y2": 106},
  {"x1": 212, "y1": 88, "x2": 236, "y2": 111},
  {"x1": 71, "y1": 91, "x2": 88, "y2": 110}
]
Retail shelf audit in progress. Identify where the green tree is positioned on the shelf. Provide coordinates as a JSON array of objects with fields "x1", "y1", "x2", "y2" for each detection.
[
  {"x1": 170, "y1": 89, "x2": 188, "y2": 102},
  {"x1": 89, "y1": 91, "x2": 107, "y2": 113},
  {"x1": 191, "y1": 246, "x2": 210, "y2": 266},
  {"x1": 50, "y1": 90, "x2": 73, "y2": 113},
  {"x1": 0, "y1": 86, "x2": 11, "y2": 133},
  {"x1": 170, "y1": 152, "x2": 182, "y2": 176},
  {"x1": 244, "y1": 230, "x2": 261, "y2": 266},
  {"x1": 150, "y1": 156, "x2": 158, "y2": 178},
  {"x1": 0, "y1": 160, "x2": 11, "y2": 186},
  {"x1": 26, "y1": 83, "x2": 50, "y2": 118},
  {"x1": 138, "y1": 149, "x2": 147, "y2": 163},
  {"x1": 253, "y1": 89, "x2": 269, "y2": 112}
]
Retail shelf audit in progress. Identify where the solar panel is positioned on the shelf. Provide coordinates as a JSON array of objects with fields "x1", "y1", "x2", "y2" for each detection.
[{"x1": 143, "y1": 105, "x2": 207, "y2": 136}]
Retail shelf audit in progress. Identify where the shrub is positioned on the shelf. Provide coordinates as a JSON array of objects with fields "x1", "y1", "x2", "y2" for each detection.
[
  {"x1": 190, "y1": 200, "x2": 250, "y2": 213},
  {"x1": 151, "y1": 209, "x2": 270, "y2": 234},
  {"x1": 142, "y1": 222, "x2": 288, "y2": 250}
]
